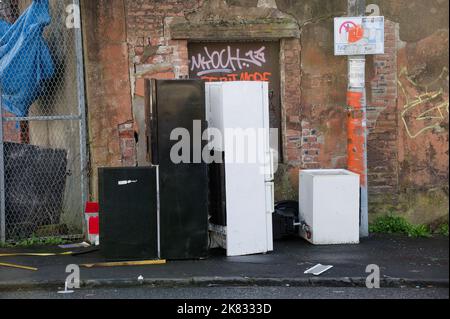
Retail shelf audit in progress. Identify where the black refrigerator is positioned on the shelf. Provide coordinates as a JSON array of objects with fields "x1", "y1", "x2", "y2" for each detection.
[
  {"x1": 99, "y1": 167, "x2": 159, "y2": 261},
  {"x1": 145, "y1": 79, "x2": 209, "y2": 260}
]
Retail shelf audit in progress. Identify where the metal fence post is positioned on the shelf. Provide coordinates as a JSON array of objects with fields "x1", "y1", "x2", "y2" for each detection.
[
  {"x1": 74, "y1": 0, "x2": 88, "y2": 237},
  {"x1": 347, "y1": 0, "x2": 369, "y2": 237},
  {"x1": 0, "y1": 87, "x2": 5, "y2": 243}
]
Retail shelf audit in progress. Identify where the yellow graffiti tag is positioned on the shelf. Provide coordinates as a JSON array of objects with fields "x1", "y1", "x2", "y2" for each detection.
[{"x1": 398, "y1": 67, "x2": 449, "y2": 139}]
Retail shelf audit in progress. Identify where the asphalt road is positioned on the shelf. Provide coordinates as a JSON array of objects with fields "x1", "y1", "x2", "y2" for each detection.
[{"x1": 1, "y1": 286, "x2": 448, "y2": 299}]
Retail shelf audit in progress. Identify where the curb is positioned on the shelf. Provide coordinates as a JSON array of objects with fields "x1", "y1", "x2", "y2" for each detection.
[{"x1": 0, "y1": 277, "x2": 448, "y2": 292}]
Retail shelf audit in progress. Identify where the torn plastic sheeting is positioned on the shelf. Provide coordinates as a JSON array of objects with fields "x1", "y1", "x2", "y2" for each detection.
[
  {"x1": 0, "y1": 0, "x2": 55, "y2": 117},
  {"x1": 0, "y1": 20, "x2": 9, "y2": 35}
]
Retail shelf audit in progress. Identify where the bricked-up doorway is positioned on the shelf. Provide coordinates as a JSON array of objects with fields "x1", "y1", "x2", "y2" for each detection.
[{"x1": 188, "y1": 42, "x2": 282, "y2": 158}]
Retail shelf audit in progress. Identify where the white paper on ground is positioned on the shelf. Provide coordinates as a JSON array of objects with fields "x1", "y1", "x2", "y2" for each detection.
[{"x1": 304, "y1": 264, "x2": 334, "y2": 276}]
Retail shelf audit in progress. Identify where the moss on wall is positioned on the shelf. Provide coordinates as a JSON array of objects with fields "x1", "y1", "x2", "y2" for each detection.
[{"x1": 370, "y1": 186, "x2": 449, "y2": 226}]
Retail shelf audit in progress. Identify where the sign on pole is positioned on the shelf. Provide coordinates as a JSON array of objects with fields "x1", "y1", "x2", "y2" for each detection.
[
  {"x1": 334, "y1": 16, "x2": 385, "y2": 56},
  {"x1": 348, "y1": 59, "x2": 366, "y2": 89}
]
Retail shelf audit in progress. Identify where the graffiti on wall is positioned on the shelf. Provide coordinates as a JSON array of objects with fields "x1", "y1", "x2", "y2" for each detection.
[
  {"x1": 190, "y1": 46, "x2": 268, "y2": 77},
  {"x1": 188, "y1": 42, "x2": 279, "y2": 86},
  {"x1": 188, "y1": 42, "x2": 282, "y2": 155},
  {"x1": 399, "y1": 67, "x2": 449, "y2": 139},
  {"x1": 200, "y1": 72, "x2": 272, "y2": 83}
]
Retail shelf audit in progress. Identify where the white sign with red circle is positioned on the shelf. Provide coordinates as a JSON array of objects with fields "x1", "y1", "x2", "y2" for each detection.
[{"x1": 334, "y1": 16, "x2": 385, "y2": 56}]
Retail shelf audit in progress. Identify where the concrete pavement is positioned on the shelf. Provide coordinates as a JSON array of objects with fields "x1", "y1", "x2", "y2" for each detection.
[{"x1": 0, "y1": 234, "x2": 448, "y2": 291}]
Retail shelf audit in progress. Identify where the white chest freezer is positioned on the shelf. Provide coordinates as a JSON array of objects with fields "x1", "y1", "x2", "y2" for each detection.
[{"x1": 299, "y1": 169, "x2": 360, "y2": 245}]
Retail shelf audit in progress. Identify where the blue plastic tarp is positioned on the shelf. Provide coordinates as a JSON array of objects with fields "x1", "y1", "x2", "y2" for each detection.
[{"x1": 0, "y1": 0, "x2": 54, "y2": 117}]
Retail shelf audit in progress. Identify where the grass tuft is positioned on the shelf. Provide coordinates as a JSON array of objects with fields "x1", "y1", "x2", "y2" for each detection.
[
  {"x1": 437, "y1": 223, "x2": 449, "y2": 236},
  {"x1": 370, "y1": 215, "x2": 432, "y2": 238},
  {"x1": 0, "y1": 236, "x2": 70, "y2": 248}
]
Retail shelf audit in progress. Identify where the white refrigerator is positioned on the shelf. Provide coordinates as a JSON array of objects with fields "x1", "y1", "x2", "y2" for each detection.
[{"x1": 205, "y1": 81, "x2": 275, "y2": 257}]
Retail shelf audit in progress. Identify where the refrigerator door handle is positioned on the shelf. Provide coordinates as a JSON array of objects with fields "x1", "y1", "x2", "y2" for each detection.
[
  {"x1": 265, "y1": 182, "x2": 275, "y2": 215},
  {"x1": 265, "y1": 149, "x2": 275, "y2": 182}
]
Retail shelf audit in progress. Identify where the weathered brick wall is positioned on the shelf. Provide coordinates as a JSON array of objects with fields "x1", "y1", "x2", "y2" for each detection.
[
  {"x1": 395, "y1": 27, "x2": 449, "y2": 225},
  {"x1": 2, "y1": 112, "x2": 21, "y2": 143},
  {"x1": 126, "y1": 0, "x2": 305, "y2": 199},
  {"x1": 279, "y1": 38, "x2": 302, "y2": 195},
  {"x1": 126, "y1": 0, "x2": 199, "y2": 88},
  {"x1": 1, "y1": 2, "x2": 22, "y2": 144},
  {"x1": 367, "y1": 20, "x2": 399, "y2": 203},
  {"x1": 81, "y1": 0, "x2": 448, "y2": 225},
  {"x1": 118, "y1": 121, "x2": 137, "y2": 167},
  {"x1": 299, "y1": 19, "x2": 348, "y2": 172},
  {"x1": 81, "y1": 0, "x2": 134, "y2": 199},
  {"x1": 125, "y1": 0, "x2": 200, "y2": 169},
  {"x1": 368, "y1": 0, "x2": 449, "y2": 225}
]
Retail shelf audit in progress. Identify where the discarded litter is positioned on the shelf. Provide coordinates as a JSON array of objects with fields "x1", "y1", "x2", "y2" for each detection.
[
  {"x1": 80, "y1": 260, "x2": 167, "y2": 269},
  {"x1": 0, "y1": 252, "x2": 73, "y2": 257},
  {"x1": 304, "y1": 264, "x2": 334, "y2": 276},
  {"x1": 70, "y1": 248, "x2": 99, "y2": 257},
  {"x1": 58, "y1": 242, "x2": 91, "y2": 249},
  {"x1": 0, "y1": 262, "x2": 38, "y2": 271}
]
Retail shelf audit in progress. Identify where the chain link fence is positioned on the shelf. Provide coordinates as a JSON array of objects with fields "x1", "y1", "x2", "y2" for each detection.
[{"x1": 0, "y1": 0, "x2": 87, "y2": 243}]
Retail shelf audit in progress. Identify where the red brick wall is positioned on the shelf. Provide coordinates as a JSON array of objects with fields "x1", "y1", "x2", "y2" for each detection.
[
  {"x1": 367, "y1": 20, "x2": 399, "y2": 201},
  {"x1": 94, "y1": 1, "x2": 399, "y2": 197},
  {"x1": 81, "y1": 0, "x2": 448, "y2": 224},
  {"x1": 118, "y1": 121, "x2": 137, "y2": 167},
  {"x1": 126, "y1": 1, "x2": 199, "y2": 92},
  {"x1": 281, "y1": 38, "x2": 302, "y2": 168},
  {"x1": 274, "y1": 38, "x2": 302, "y2": 192},
  {"x1": 81, "y1": 0, "x2": 134, "y2": 199},
  {"x1": 2, "y1": 111, "x2": 21, "y2": 143},
  {"x1": 299, "y1": 20, "x2": 348, "y2": 172},
  {"x1": 125, "y1": 1, "x2": 306, "y2": 193}
]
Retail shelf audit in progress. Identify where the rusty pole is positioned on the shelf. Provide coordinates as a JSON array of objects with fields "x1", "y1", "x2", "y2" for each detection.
[{"x1": 347, "y1": 0, "x2": 369, "y2": 237}]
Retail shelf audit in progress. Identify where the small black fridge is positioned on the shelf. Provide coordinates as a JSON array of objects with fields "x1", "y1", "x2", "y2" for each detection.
[
  {"x1": 99, "y1": 167, "x2": 159, "y2": 261},
  {"x1": 145, "y1": 79, "x2": 209, "y2": 260}
]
